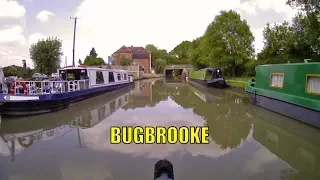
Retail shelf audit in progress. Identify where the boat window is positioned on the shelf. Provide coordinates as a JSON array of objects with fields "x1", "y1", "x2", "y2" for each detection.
[
  {"x1": 124, "y1": 73, "x2": 127, "y2": 80},
  {"x1": 206, "y1": 70, "x2": 213, "y2": 80},
  {"x1": 270, "y1": 73, "x2": 284, "y2": 88},
  {"x1": 117, "y1": 74, "x2": 121, "y2": 81},
  {"x1": 306, "y1": 75, "x2": 320, "y2": 95},
  {"x1": 109, "y1": 72, "x2": 115, "y2": 82},
  {"x1": 96, "y1": 71, "x2": 104, "y2": 84}
]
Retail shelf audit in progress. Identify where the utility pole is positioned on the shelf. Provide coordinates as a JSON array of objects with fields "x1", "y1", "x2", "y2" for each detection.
[{"x1": 70, "y1": 17, "x2": 78, "y2": 67}]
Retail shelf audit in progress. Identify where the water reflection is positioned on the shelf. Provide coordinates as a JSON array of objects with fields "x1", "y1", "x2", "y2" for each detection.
[
  {"x1": 247, "y1": 104, "x2": 320, "y2": 179},
  {"x1": 0, "y1": 78, "x2": 319, "y2": 179},
  {"x1": 0, "y1": 86, "x2": 133, "y2": 161}
]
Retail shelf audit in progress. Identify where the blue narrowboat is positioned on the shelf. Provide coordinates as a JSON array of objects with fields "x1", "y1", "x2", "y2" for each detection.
[{"x1": 0, "y1": 65, "x2": 134, "y2": 116}]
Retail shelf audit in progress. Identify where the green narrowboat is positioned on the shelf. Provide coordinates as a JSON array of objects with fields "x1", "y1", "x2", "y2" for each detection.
[
  {"x1": 245, "y1": 61, "x2": 320, "y2": 128},
  {"x1": 188, "y1": 68, "x2": 229, "y2": 88}
]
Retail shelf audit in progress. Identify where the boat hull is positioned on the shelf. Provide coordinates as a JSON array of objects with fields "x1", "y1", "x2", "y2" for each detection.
[
  {"x1": 188, "y1": 78, "x2": 229, "y2": 89},
  {"x1": 247, "y1": 92, "x2": 320, "y2": 128},
  {"x1": 0, "y1": 82, "x2": 134, "y2": 117}
]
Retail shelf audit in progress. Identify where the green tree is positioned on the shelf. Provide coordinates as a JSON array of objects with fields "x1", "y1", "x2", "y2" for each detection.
[
  {"x1": 170, "y1": 41, "x2": 192, "y2": 64},
  {"x1": 145, "y1": 44, "x2": 169, "y2": 66},
  {"x1": 120, "y1": 56, "x2": 131, "y2": 66},
  {"x1": 287, "y1": 0, "x2": 320, "y2": 54},
  {"x1": 154, "y1": 58, "x2": 167, "y2": 74},
  {"x1": 257, "y1": 22, "x2": 296, "y2": 64},
  {"x1": 202, "y1": 10, "x2": 255, "y2": 76},
  {"x1": 29, "y1": 37, "x2": 63, "y2": 75},
  {"x1": 83, "y1": 56, "x2": 105, "y2": 66},
  {"x1": 78, "y1": 59, "x2": 82, "y2": 65},
  {"x1": 89, "y1": 47, "x2": 98, "y2": 58}
]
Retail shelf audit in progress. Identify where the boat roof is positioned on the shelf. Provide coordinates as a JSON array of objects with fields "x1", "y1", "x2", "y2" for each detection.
[
  {"x1": 58, "y1": 65, "x2": 127, "y2": 73},
  {"x1": 258, "y1": 62, "x2": 320, "y2": 67}
]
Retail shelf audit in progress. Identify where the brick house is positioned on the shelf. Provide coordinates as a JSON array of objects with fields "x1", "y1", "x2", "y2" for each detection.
[{"x1": 112, "y1": 45, "x2": 151, "y2": 73}]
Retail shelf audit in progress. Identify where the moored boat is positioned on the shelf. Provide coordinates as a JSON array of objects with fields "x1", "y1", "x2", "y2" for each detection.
[
  {"x1": 188, "y1": 68, "x2": 229, "y2": 88},
  {"x1": 245, "y1": 61, "x2": 320, "y2": 128},
  {"x1": 0, "y1": 65, "x2": 134, "y2": 117}
]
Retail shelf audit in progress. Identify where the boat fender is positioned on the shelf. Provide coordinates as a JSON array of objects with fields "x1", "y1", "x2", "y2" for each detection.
[{"x1": 10, "y1": 81, "x2": 28, "y2": 95}]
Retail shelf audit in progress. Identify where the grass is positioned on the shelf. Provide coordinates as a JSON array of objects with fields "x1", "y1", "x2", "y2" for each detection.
[{"x1": 225, "y1": 76, "x2": 254, "y2": 89}]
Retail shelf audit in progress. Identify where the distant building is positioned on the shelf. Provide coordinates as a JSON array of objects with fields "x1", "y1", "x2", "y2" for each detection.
[
  {"x1": 108, "y1": 56, "x2": 115, "y2": 65},
  {"x1": 112, "y1": 45, "x2": 151, "y2": 73}
]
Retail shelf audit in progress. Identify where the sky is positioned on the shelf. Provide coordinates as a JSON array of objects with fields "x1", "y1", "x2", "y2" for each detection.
[{"x1": 0, "y1": 0, "x2": 299, "y2": 68}]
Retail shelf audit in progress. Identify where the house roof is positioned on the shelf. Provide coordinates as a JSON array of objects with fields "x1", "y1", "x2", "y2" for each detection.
[
  {"x1": 113, "y1": 45, "x2": 150, "y2": 54},
  {"x1": 113, "y1": 45, "x2": 132, "y2": 54}
]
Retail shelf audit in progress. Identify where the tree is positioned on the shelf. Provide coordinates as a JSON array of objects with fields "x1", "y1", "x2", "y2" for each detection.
[
  {"x1": 257, "y1": 22, "x2": 297, "y2": 64},
  {"x1": 90, "y1": 47, "x2": 98, "y2": 58},
  {"x1": 145, "y1": 44, "x2": 169, "y2": 66},
  {"x1": 287, "y1": 0, "x2": 320, "y2": 54},
  {"x1": 29, "y1": 37, "x2": 63, "y2": 75},
  {"x1": 201, "y1": 10, "x2": 255, "y2": 76},
  {"x1": 170, "y1": 41, "x2": 192, "y2": 64},
  {"x1": 154, "y1": 58, "x2": 167, "y2": 74},
  {"x1": 78, "y1": 59, "x2": 83, "y2": 65},
  {"x1": 83, "y1": 56, "x2": 105, "y2": 66},
  {"x1": 120, "y1": 56, "x2": 131, "y2": 66}
]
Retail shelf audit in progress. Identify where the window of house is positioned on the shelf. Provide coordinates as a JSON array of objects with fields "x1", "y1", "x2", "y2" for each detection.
[
  {"x1": 96, "y1": 71, "x2": 104, "y2": 84},
  {"x1": 117, "y1": 74, "x2": 121, "y2": 81},
  {"x1": 109, "y1": 72, "x2": 115, "y2": 82},
  {"x1": 270, "y1": 73, "x2": 284, "y2": 88},
  {"x1": 306, "y1": 75, "x2": 320, "y2": 95}
]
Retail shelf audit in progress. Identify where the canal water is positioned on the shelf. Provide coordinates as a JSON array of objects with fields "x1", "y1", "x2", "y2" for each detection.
[{"x1": 0, "y1": 78, "x2": 319, "y2": 180}]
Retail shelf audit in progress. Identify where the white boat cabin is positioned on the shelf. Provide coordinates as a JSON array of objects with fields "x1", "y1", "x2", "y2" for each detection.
[
  {"x1": 58, "y1": 65, "x2": 131, "y2": 87},
  {"x1": 0, "y1": 65, "x2": 133, "y2": 95}
]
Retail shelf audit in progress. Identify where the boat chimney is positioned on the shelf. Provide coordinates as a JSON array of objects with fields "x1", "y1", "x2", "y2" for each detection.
[{"x1": 304, "y1": 59, "x2": 312, "y2": 63}]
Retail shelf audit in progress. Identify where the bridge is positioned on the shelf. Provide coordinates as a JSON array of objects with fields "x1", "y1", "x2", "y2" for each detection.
[{"x1": 164, "y1": 64, "x2": 195, "y2": 76}]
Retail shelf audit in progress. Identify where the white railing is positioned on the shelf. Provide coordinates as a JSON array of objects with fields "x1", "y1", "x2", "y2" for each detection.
[{"x1": 11, "y1": 79, "x2": 90, "y2": 95}]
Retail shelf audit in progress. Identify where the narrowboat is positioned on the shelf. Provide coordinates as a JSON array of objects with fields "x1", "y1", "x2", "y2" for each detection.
[
  {"x1": 188, "y1": 68, "x2": 229, "y2": 88},
  {"x1": 0, "y1": 65, "x2": 134, "y2": 116},
  {"x1": 245, "y1": 61, "x2": 320, "y2": 128}
]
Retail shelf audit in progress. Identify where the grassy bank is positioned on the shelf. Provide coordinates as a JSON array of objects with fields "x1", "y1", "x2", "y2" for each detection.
[{"x1": 225, "y1": 76, "x2": 254, "y2": 89}]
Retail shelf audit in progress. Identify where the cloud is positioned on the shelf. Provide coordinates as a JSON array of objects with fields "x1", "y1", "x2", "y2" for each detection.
[
  {"x1": 0, "y1": 25, "x2": 25, "y2": 44},
  {"x1": 36, "y1": 10, "x2": 55, "y2": 23},
  {"x1": 236, "y1": 0, "x2": 298, "y2": 18},
  {"x1": 244, "y1": 146, "x2": 280, "y2": 174},
  {"x1": 0, "y1": 0, "x2": 301, "y2": 67},
  {"x1": 0, "y1": 0, "x2": 26, "y2": 18},
  {"x1": 28, "y1": 33, "x2": 46, "y2": 45},
  {"x1": 61, "y1": 0, "x2": 240, "y2": 66},
  {"x1": 236, "y1": 0, "x2": 298, "y2": 53}
]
